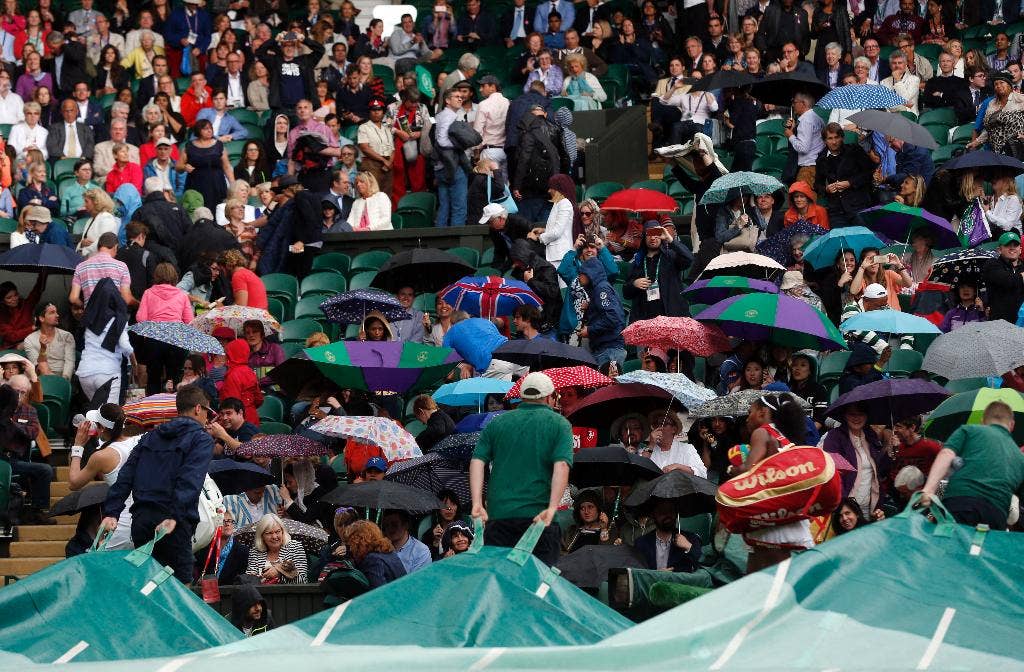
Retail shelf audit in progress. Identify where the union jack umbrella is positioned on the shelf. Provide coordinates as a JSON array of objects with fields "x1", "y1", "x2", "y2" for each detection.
[
  {"x1": 622, "y1": 316, "x2": 733, "y2": 357},
  {"x1": 505, "y1": 366, "x2": 614, "y2": 400},
  {"x1": 438, "y1": 275, "x2": 542, "y2": 319}
]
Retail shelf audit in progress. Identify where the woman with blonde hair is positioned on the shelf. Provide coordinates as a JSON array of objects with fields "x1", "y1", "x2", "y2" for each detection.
[
  {"x1": 561, "y1": 53, "x2": 607, "y2": 111},
  {"x1": 76, "y1": 188, "x2": 118, "y2": 256},
  {"x1": 343, "y1": 520, "x2": 406, "y2": 588},
  {"x1": 984, "y1": 173, "x2": 1023, "y2": 236},
  {"x1": 894, "y1": 174, "x2": 925, "y2": 207},
  {"x1": 347, "y1": 171, "x2": 392, "y2": 231},
  {"x1": 216, "y1": 180, "x2": 258, "y2": 225},
  {"x1": 9, "y1": 208, "x2": 36, "y2": 247},
  {"x1": 245, "y1": 513, "x2": 309, "y2": 585}
]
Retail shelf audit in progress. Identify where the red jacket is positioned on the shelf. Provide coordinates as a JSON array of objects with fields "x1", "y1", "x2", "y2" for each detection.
[
  {"x1": 180, "y1": 85, "x2": 213, "y2": 126},
  {"x1": 0, "y1": 278, "x2": 42, "y2": 349},
  {"x1": 219, "y1": 339, "x2": 263, "y2": 426},
  {"x1": 105, "y1": 161, "x2": 143, "y2": 195}
]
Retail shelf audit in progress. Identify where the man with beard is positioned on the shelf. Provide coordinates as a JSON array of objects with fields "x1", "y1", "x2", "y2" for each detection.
[{"x1": 633, "y1": 498, "x2": 702, "y2": 571}]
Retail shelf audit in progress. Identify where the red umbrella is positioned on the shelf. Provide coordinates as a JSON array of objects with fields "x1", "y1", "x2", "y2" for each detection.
[
  {"x1": 622, "y1": 316, "x2": 732, "y2": 357},
  {"x1": 600, "y1": 189, "x2": 679, "y2": 213},
  {"x1": 564, "y1": 383, "x2": 673, "y2": 428},
  {"x1": 504, "y1": 366, "x2": 615, "y2": 400}
]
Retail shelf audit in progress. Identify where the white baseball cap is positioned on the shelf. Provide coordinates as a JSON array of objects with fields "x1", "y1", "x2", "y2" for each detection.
[
  {"x1": 479, "y1": 203, "x2": 507, "y2": 224},
  {"x1": 863, "y1": 283, "x2": 888, "y2": 300},
  {"x1": 519, "y1": 372, "x2": 555, "y2": 401}
]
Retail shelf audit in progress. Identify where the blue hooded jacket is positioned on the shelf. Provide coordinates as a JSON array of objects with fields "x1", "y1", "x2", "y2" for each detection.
[
  {"x1": 580, "y1": 258, "x2": 625, "y2": 352},
  {"x1": 103, "y1": 416, "x2": 214, "y2": 527},
  {"x1": 556, "y1": 247, "x2": 618, "y2": 335},
  {"x1": 113, "y1": 183, "x2": 143, "y2": 245}
]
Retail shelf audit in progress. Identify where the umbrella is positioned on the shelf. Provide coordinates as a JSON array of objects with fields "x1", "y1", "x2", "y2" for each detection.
[
  {"x1": 801, "y1": 226, "x2": 889, "y2": 270},
  {"x1": 691, "y1": 388, "x2": 810, "y2": 419},
  {"x1": 310, "y1": 415, "x2": 422, "y2": 461},
  {"x1": 748, "y1": 71, "x2": 829, "y2": 106},
  {"x1": 438, "y1": 276, "x2": 543, "y2": 319},
  {"x1": 454, "y1": 412, "x2": 505, "y2": 433},
  {"x1": 941, "y1": 150, "x2": 1024, "y2": 176},
  {"x1": 49, "y1": 482, "x2": 109, "y2": 516},
  {"x1": 622, "y1": 470, "x2": 719, "y2": 515},
  {"x1": 493, "y1": 339, "x2": 597, "y2": 369},
  {"x1": 319, "y1": 289, "x2": 411, "y2": 325},
  {"x1": 433, "y1": 378, "x2": 514, "y2": 410},
  {"x1": 432, "y1": 431, "x2": 482, "y2": 464},
  {"x1": 683, "y1": 276, "x2": 780, "y2": 304},
  {"x1": 235, "y1": 518, "x2": 329, "y2": 555},
  {"x1": 298, "y1": 340, "x2": 462, "y2": 395},
  {"x1": 123, "y1": 392, "x2": 177, "y2": 428},
  {"x1": 564, "y1": 383, "x2": 673, "y2": 428},
  {"x1": 264, "y1": 352, "x2": 332, "y2": 398},
  {"x1": 321, "y1": 480, "x2": 443, "y2": 513},
  {"x1": 505, "y1": 366, "x2": 614, "y2": 400},
  {"x1": 699, "y1": 251, "x2": 786, "y2": 281},
  {"x1": 228, "y1": 434, "x2": 328, "y2": 458},
  {"x1": 614, "y1": 371, "x2": 718, "y2": 409},
  {"x1": 0, "y1": 242, "x2": 82, "y2": 273},
  {"x1": 191, "y1": 305, "x2": 280, "y2": 336},
  {"x1": 570, "y1": 445, "x2": 664, "y2": 488},
  {"x1": 848, "y1": 109, "x2": 938, "y2": 149},
  {"x1": 207, "y1": 459, "x2": 274, "y2": 494},
  {"x1": 923, "y1": 388, "x2": 1024, "y2": 443},
  {"x1": 922, "y1": 320, "x2": 1024, "y2": 379},
  {"x1": 599, "y1": 188, "x2": 679, "y2": 212},
  {"x1": 858, "y1": 202, "x2": 960, "y2": 248},
  {"x1": 370, "y1": 248, "x2": 476, "y2": 293},
  {"x1": 128, "y1": 321, "x2": 225, "y2": 355},
  {"x1": 825, "y1": 378, "x2": 950, "y2": 424},
  {"x1": 621, "y1": 316, "x2": 733, "y2": 357},
  {"x1": 688, "y1": 69, "x2": 757, "y2": 92},
  {"x1": 928, "y1": 248, "x2": 996, "y2": 286},
  {"x1": 699, "y1": 172, "x2": 785, "y2": 205},
  {"x1": 755, "y1": 222, "x2": 828, "y2": 265},
  {"x1": 696, "y1": 293, "x2": 848, "y2": 351},
  {"x1": 839, "y1": 310, "x2": 941, "y2": 335},
  {"x1": 816, "y1": 83, "x2": 907, "y2": 110},
  {"x1": 385, "y1": 452, "x2": 470, "y2": 505},
  {"x1": 556, "y1": 545, "x2": 647, "y2": 590}
]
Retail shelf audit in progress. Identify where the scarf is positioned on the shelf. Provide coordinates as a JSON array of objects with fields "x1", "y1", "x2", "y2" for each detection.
[
  {"x1": 566, "y1": 75, "x2": 594, "y2": 97},
  {"x1": 82, "y1": 277, "x2": 128, "y2": 352},
  {"x1": 554, "y1": 106, "x2": 578, "y2": 165}
]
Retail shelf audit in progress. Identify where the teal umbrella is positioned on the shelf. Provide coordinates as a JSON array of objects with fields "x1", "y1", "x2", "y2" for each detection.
[
  {"x1": 699, "y1": 171, "x2": 785, "y2": 205},
  {"x1": 802, "y1": 226, "x2": 887, "y2": 270}
]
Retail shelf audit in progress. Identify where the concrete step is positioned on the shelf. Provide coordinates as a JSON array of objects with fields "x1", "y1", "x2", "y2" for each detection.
[
  {"x1": 18, "y1": 524, "x2": 77, "y2": 541},
  {"x1": 10, "y1": 540, "x2": 66, "y2": 557},
  {"x1": 0, "y1": 557, "x2": 60, "y2": 576}
]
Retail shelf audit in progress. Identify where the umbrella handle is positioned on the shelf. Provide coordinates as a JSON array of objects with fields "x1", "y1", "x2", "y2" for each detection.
[
  {"x1": 467, "y1": 516, "x2": 485, "y2": 554},
  {"x1": 506, "y1": 521, "x2": 546, "y2": 566}
]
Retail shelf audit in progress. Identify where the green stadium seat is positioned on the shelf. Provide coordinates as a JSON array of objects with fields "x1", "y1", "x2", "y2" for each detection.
[
  {"x1": 294, "y1": 295, "x2": 328, "y2": 321},
  {"x1": 280, "y1": 318, "x2": 324, "y2": 343},
  {"x1": 480, "y1": 247, "x2": 495, "y2": 265},
  {"x1": 348, "y1": 271, "x2": 378, "y2": 290},
  {"x1": 413, "y1": 292, "x2": 437, "y2": 313},
  {"x1": 756, "y1": 118, "x2": 786, "y2": 137},
  {"x1": 818, "y1": 351, "x2": 850, "y2": 386},
  {"x1": 53, "y1": 157, "x2": 80, "y2": 182},
  {"x1": 405, "y1": 419, "x2": 426, "y2": 437},
  {"x1": 918, "y1": 107, "x2": 956, "y2": 127},
  {"x1": 885, "y1": 349, "x2": 923, "y2": 378},
  {"x1": 621, "y1": 358, "x2": 643, "y2": 373},
  {"x1": 949, "y1": 124, "x2": 974, "y2": 145},
  {"x1": 257, "y1": 395, "x2": 285, "y2": 423},
  {"x1": 550, "y1": 97, "x2": 575, "y2": 113},
  {"x1": 281, "y1": 341, "x2": 304, "y2": 359},
  {"x1": 344, "y1": 323, "x2": 361, "y2": 339},
  {"x1": 931, "y1": 144, "x2": 960, "y2": 166},
  {"x1": 261, "y1": 273, "x2": 298, "y2": 301},
  {"x1": 228, "y1": 108, "x2": 261, "y2": 125},
  {"x1": 0, "y1": 217, "x2": 15, "y2": 234},
  {"x1": 394, "y1": 209, "x2": 431, "y2": 228},
  {"x1": 391, "y1": 212, "x2": 404, "y2": 230},
  {"x1": 350, "y1": 250, "x2": 392, "y2": 273},
  {"x1": 397, "y1": 192, "x2": 437, "y2": 217},
  {"x1": 583, "y1": 181, "x2": 624, "y2": 202},
  {"x1": 630, "y1": 179, "x2": 667, "y2": 193},
  {"x1": 447, "y1": 246, "x2": 479, "y2": 267},
  {"x1": 300, "y1": 272, "x2": 347, "y2": 298},
  {"x1": 267, "y1": 296, "x2": 285, "y2": 324},
  {"x1": 259, "y1": 421, "x2": 292, "y2": 435},
  {"x1": 475, "y1": 266, "x2": 501, "y2": 276},
  {"x1": 312, "y1": 252, "x2": 351, "y2": 276},
  {"x1": 923, "y1": 123, "x2": 949, "y2": 146},
  {"x1": 944, "y1": 377, "x2": 990, "y2": 393}
]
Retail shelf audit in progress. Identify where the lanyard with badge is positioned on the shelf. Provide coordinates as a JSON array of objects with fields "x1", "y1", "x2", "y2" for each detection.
[{"x1": 646, "y1": 255, "x2": 660, "y2": 302}]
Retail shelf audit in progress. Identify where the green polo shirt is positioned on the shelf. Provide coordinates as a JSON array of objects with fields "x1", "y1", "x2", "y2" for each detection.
[
  {"x1": 473, "y1": 402, "x2": 574, "y2": 520},
  {"x1": 944, "y1": 424, "x2": 1024, "y2": 513}
]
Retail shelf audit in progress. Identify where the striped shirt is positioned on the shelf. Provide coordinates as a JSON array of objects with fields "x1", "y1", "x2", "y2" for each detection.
[
  {"x1": 72, "y1": 251, "x2": 131, "y2": 303},
  {"x1": 840, "y1": 301, "x2": 914, "y2": 353}
]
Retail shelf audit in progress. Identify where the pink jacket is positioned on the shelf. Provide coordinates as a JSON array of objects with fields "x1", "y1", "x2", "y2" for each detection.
[{"x1": 137, "y1": 284, "x2": 194, "y2": 324}]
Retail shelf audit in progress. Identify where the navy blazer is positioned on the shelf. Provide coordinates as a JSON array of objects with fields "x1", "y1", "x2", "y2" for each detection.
[{"x1": 633, "y1": 529, "x2": 702, "y2": 573}]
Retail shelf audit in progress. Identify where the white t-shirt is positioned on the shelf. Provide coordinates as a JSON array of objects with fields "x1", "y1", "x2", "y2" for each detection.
[{"x1": 649, "y1": 439, "x2": 708, "y2": 479}]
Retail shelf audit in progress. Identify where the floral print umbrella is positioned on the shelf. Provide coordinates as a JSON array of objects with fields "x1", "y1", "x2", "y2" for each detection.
[
  {"x1": 310, "y1": 415, "x2": 422, "y2": 462},
  {"x1": 192, "y1": 305, "x2": 280, "y2": 336}
]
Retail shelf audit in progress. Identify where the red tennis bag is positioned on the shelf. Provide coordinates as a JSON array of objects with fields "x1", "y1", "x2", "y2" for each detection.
[{"x1": 716, "y1": 446, "x2": 843, "y2": 533}]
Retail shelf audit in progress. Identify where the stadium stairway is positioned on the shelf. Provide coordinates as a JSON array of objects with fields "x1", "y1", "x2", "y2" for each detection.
[{"x1": 0, "y1": 464, "x2": 78, "y2": 581}]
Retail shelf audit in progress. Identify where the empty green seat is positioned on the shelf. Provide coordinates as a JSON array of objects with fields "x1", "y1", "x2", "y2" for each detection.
[
  {"x1": 262, "y1": 273, "x2": 298, "y2": 300},
  {"x1": 312, "y1": 252, "x2": 351, "y2": 276},
  {"x1": 818, "y1": 351, "x2": 850, "y2": 386},
  {"x1": 280, "y1": 318, "x2": 324, "y2": 343},
  {"x1": 447, "y1": 246, "x2": 479, "y2": 267},
  {"x1": 885, "y1": 349, "x2": 923, "y2": 378},
  {"x1": 630, "y1": 179, "x2": 667, "y2": 193},
  {"x1": 583, "y1": 181, "x2": 624, "y2": 202},
  {"x1": 397, "y1": 192, "x2": 437, "y2": 217},
  {"x1": 300, "y1": 272, "x2": 347, "y2": 298},
  {"x1": 259, "y1": 421, "x2": 292, "y2": 435},
  {"x1": 350, "y1": 250, "x2": 392, "y2": 273},
  {"x1": 257, "y1": 395, "x2": 284, "y2": 423},
  {"x1": 348, "y1": 271, "x2": 378, "y2": 291},
  {"x1": 294, "y1": 295, "x2": 328, "y2": 321}
]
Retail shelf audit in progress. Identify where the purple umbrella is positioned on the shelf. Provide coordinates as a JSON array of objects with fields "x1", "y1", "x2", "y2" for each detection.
[
  {"x1": 825, "y1": 378, "x2": 950, "y2": 425},
  {"x1": 858, "y1": 203, "x2": 961, "y2": 248}
]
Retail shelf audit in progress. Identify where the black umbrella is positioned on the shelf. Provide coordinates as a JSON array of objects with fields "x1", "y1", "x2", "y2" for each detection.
[
  {"x1": 267, "y1": 352, "x2": 331, "y2": 398},
  {"x1": 623, "y1": 470, "x2": 718, "y2": 515},
  {"x1": 748, "y1": 71, "x2": 828, "y2": 106},
  {"x1": 941, "y1": 150, "x2": 1024, "y2": 176},
  {"x1": 689, "y1": 70, "x2": 756, "y2": 93},
  {"x1": 49, "y1": 482, "x2": 109, "y2": 516},
  {"x1": 384, "y1": 452, "x2": 470, "y2": 505},
  {"x1": 556, "y1": 545, "x2": 648, "y2": 589},
  {"x1": 235, "y1": 518, "x2": 329, "y2": 555},
  {"x1": 0, "y1": 243, "x2": 82, "y2": 274},
  {"x1": 570, "y1": 446, "x2": 663, "y2": 488},
  {"x1": 370, "y1": 248, "x2": 476, "y2": 294},
  {"x1": 208, "y1": 459, "x2": 274, "y2": 495},
  {"x1": 322, "y1": 480, "x2": 442, "y2": 513},
  {"x1": 432, "y1": 431, "x2": 481, "y2": 465},
  {"x1": 493, "y1": 339, "x2": 598, "y2": 369},
  {"x1": 848, "y1": 109, "x2": 938, "y2": 150},
  {"x1": 929, "y1": 248, "x2": 997, "y2": 286},
  {"x1": 564, "y1": 383, "x2": 673, "y2": 429}
]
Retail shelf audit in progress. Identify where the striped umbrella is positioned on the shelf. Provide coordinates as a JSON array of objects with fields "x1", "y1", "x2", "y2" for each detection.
[
  {"x1": 192, "y1": 305, "x2": 280, "y2": 336},
  {"x1": 817, "y1": 84, "x2": 907, "y2": 110},
  {"x1": 311, "y1": 416, "x2": 422, "y2": 462},
  {"x1": 696, "y1": 293, "x2": 848, "y2": 351},
  {"x1": 505, "y1": 366, "x2": 614, "y2": 400},
  {"x1": 439, "y1": 276, "x2": 543, "y2": 319},
  {"x1": 124, "y1": 393, "x2": 177, "y2": 428},
  {"x1": 700, "y1": 172, "x2": 785, "y2": 205},
  {"x1": 128, "y1": 321, "x2": 225, "y2": 355},
  {"x1": 923, "y1": 388, "x2": 1024, "y2": 443}
]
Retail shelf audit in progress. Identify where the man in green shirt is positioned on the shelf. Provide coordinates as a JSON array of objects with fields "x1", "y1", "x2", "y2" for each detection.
[
  {"x1": 921, "y1": 401, "x2": 1024, "y2": 530},
  {"x1": 470, "y1": 371, "x2": 574, "y2": 565}
]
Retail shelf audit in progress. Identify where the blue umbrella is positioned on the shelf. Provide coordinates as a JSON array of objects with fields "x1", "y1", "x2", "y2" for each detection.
[
  {"x1": 433, "y1": 378, "x2": 514, "y2": 411},
  {"x1": 0, "y1": 242, "x2": 82, "y2": 273},
  {"x1": 454, "y1": 411, "x2": 506, "y2": 433},
  {"x1": 319, "y1": 289, "x2": 412, "y2": 325},
  {"x1": 840, "y1": 310, "x2": 942, "y2": 335},
  {"x1": 802, "y1": 226, "x2": 888, "y2": 270},
  {"x1": 755, "y1": 221, "x2": 828, "y2": 264},
  {"x1": 438, "y1": 276, "x2": 543, "y2": 319},
  {"x1": 817, "y1": 84, "x2": 907, "y2": 110},
  {"x1": 615, "y1": 371, "x2": 718, "y2": 408},
  {"x1": 128, "y1": 321, "x2": 225, "y2": 355}
]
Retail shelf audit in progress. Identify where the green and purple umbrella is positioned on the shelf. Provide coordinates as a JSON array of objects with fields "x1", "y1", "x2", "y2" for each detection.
[
  {"x1": 695, "y1": 292, "x2": 847, "y2": 351},
  {"x1": 683, "y1": 276, "x2": 779, "y2": 304},
  {"x1": 923, "y1": 387, "x2": 1024, "y2": 444},
  {"x1": 858, "y1": 202, "x2": 960, "y2": 248}
]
